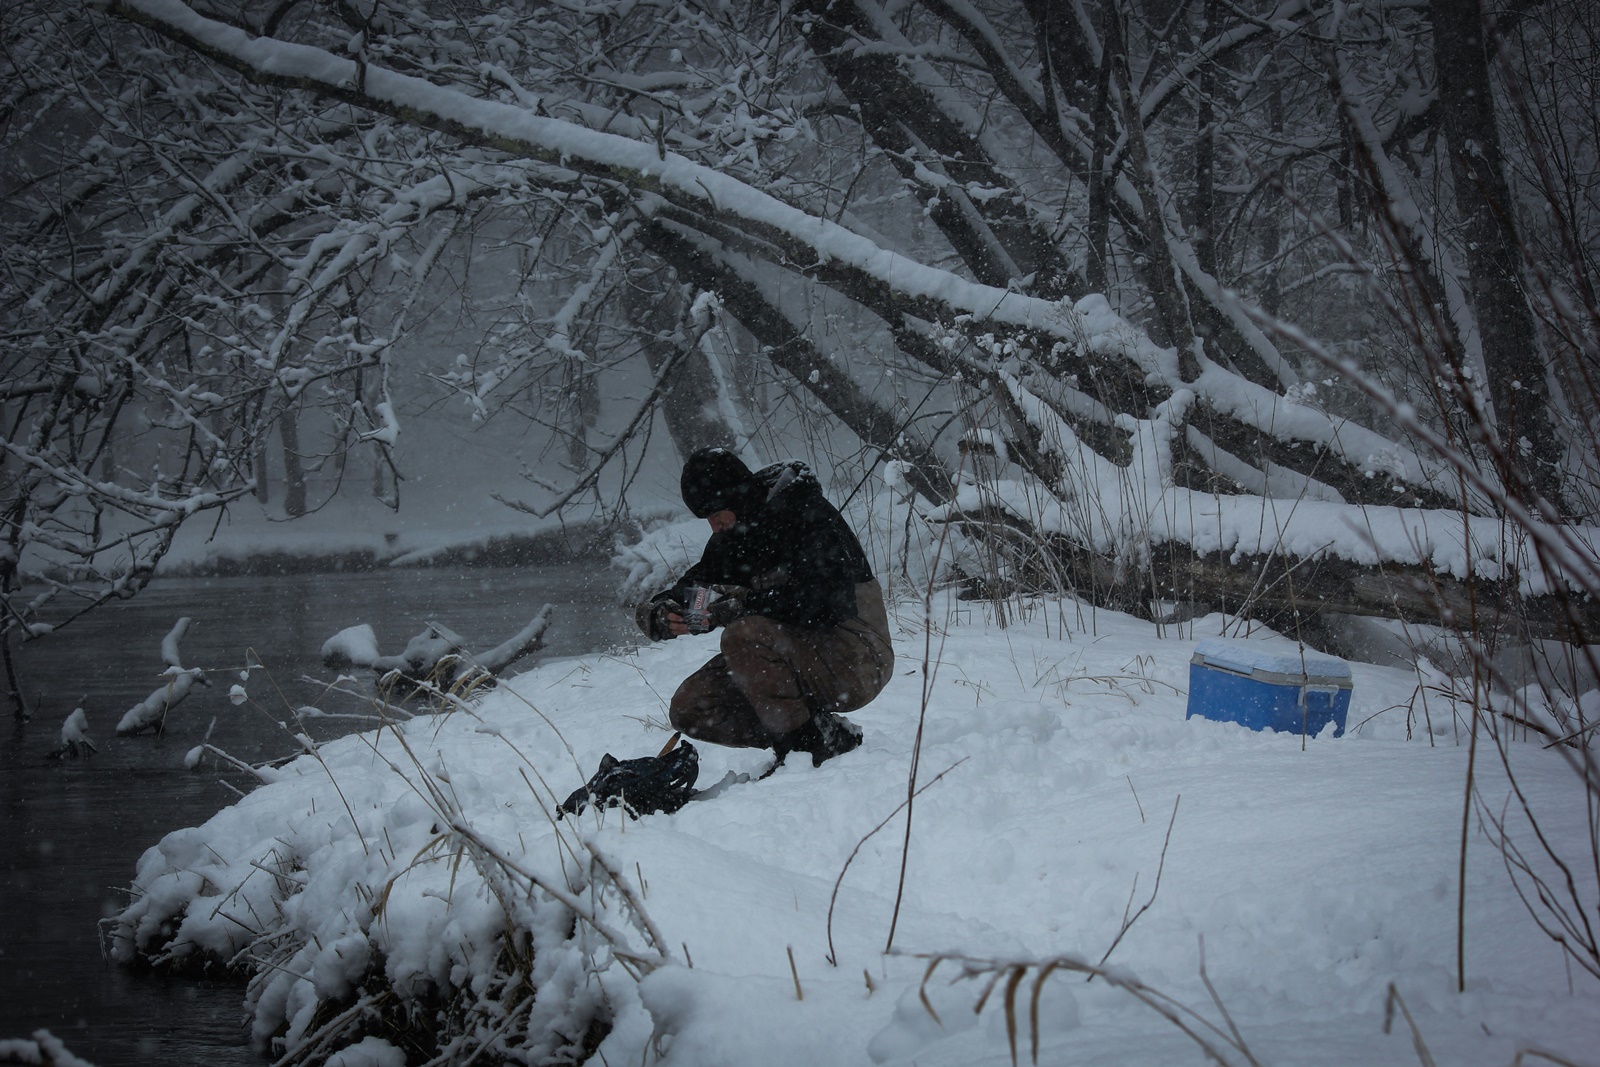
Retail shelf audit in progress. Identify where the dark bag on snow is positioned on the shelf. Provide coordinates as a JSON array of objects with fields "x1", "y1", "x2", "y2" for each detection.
[{"x1": 558, "y1": 739, "x2": 699, "y2": 818}]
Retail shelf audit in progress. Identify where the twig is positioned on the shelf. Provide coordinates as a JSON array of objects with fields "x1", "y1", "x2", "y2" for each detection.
[
  {"x1": 825, "y1": 759, "x2": 968, "y2": 965},
  {"x1": 787, "y1": 945, "x2": 803, "y2": 1001},
  {"x1": 1091, "y1": 795, "x2": 1181, "y2": 979},
  {"x1": 1382, "y1": 984, "x2": 1439, "y2": 1067},
  {"x1": 913, "y1": 949, "x2": 1255, "y2": 1066}
]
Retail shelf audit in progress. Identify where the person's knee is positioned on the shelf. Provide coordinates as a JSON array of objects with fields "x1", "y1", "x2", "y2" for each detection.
[
  {"x1": 720, "y1": 614, "x2": 783, "y2": 654},
  {"x1": 669, "y1": 686, "x2": 710, "y2": 736}
]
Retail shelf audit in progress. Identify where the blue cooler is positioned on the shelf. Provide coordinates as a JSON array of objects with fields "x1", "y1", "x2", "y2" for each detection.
[{"x1": 1187, "y1": 639, "x2": 1353, "y2": 737}]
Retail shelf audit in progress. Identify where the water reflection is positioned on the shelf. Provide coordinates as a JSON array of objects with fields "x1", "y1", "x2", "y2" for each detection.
[{"x1": 0, "y1": 564, "x2": 635, "y2": 1064}]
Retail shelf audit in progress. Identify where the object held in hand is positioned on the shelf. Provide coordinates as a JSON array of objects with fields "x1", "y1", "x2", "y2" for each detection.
[{"x1": 679, "y1": 585, "x2": 722, "y2": 633}]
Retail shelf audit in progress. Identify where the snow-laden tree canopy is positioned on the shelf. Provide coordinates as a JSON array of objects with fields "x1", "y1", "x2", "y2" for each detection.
[{"x1": 5, "y1": 0, "x2": 1600, "y2": 657}]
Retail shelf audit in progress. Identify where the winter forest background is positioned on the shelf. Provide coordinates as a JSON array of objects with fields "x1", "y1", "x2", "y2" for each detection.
[
  {"x1": 4, "y1": 0, "x2": 1600, "y2": 1063},
  {"x1": 7, "y1": 0, "x2": 1600, "y2": 665}
]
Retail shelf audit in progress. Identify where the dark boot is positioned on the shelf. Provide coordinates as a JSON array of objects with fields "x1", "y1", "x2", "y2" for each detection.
[{"x1": 781, "y1": 711, "x2": 863, "y2": 767}]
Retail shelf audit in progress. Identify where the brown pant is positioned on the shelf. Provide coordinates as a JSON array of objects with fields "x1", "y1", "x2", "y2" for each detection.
[{"x1": 669, "y1": 581, "x2": 894, "y2": 748}]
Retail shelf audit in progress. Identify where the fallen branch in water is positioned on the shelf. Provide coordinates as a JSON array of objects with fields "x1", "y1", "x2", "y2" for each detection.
[
  {"x1": 47, "y1": 706, "x2": 97, "y2": 759},
  {"x1": 321, "y1": 604, "x2": 555, "y2": 700},
  {"x1": 116, "y1": 617, "x2": 208, "y2": 736}
]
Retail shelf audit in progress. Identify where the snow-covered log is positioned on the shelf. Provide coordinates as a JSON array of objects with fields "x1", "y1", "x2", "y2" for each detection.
[
  {"x1": 322, "y1": 606, "x2": 555, "y2": 697},
  {"x1": 475, "y1": 606, "x2": 557, "y2": 674}
]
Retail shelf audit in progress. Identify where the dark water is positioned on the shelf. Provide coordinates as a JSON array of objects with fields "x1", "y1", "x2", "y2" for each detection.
[{"x1": 0, "y1": 564, "x2": 636, "y2": 1065}]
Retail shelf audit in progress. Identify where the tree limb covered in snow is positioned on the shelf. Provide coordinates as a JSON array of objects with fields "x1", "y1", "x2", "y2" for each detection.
[
  {"x1": 116, "y1": 617, "x2": 207, "y2": 736},
  {"x1": 9, "y1": 0, "x2": 1593, "y2": 646},
  {"x1": 321, "y1": 606, "x2": 555, "y2": 697}
]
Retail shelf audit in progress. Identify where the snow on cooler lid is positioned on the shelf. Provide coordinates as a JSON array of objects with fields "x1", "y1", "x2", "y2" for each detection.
[{"x1": 1192, "y1": 637, "x2": 1351, "y2": 683}]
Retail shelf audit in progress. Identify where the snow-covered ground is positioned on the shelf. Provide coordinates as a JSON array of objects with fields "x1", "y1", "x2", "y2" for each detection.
[{"x1": 105, "y1": 587, "x2": 1599, "y2": 1067}]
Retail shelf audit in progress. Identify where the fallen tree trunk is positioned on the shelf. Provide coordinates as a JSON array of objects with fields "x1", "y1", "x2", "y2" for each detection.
[
  {"x1": 1151, "y1": 549, "x2": 1597, "y2": 646},
  {"x1": 943, "y1": 510, "x2": 1599, "y2": 646}
]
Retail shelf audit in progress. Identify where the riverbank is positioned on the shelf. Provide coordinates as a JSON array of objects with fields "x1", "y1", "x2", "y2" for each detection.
[
  {"x1": 151, "y1": 495, "x2": 641, "y2": 578},
  {"x1": 103, "y1": 591, "x2": 1600, "y2": 1067},
  {"x1": 158, "y1": 524, "x2": 619, "y2": 578},
  {"x1": 2, "y1": 562, "x2": 642, "y2": 1066}
]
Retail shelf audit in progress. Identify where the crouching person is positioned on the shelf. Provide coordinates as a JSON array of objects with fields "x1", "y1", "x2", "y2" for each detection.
[{"x1": 635, "y1": 448, "x2": 894, "y2": 767}]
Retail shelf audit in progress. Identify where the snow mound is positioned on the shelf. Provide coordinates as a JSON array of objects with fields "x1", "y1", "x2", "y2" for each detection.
[{"x1": 108, "y1": 595, "x2": 1599, "y2": 1065}]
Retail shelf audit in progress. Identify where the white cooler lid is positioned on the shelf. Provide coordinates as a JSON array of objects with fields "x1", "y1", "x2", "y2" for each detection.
[{"x1": 1192, "y1": 638, "x2": 1351, "y2": 685}]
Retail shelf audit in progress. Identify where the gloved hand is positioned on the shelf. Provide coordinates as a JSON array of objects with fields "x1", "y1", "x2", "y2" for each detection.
[
  {"x1": 635, "y1": 598, "x2": 683, "y2": 642},
  {"x1": 706, "y1": 586, "x2": 748, "y2": 628}
]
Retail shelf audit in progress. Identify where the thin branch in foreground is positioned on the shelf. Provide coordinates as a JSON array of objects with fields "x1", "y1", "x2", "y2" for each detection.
[
  {"x1": 909, "y1": 948, "x2": 1262, "y2": 1067},
  {"x1": 1382, "y1": 984, "x2": 1439, "y2": 1067},
  {"x1": 1092, "y1": 794, "x2": 1181, "y2": 978},
  {"x1": 825, "y1": 758, "x2": 969, "y2": 967}
]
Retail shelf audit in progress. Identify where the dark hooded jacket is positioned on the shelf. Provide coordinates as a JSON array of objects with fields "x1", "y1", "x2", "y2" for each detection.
[{"x1": 660, "y1": 460, "x2": 874, "y2": 629}]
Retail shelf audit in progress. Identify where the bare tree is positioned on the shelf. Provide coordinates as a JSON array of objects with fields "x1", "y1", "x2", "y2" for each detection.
[
  {"x1": 8, "y1": 0, "x2": 1599, "y2": 704},
  {"x1": 0, "y1": 2, "x2": 464, "y2": 711}
]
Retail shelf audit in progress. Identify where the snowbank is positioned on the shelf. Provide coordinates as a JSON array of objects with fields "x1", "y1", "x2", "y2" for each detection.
[{"x1": 109, "y1": 594, "x2": 1599, "y2": 1065}]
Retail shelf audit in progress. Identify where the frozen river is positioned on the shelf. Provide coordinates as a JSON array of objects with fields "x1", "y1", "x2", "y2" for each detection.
[{"x1": 0, "y1": 563, "x2": 637, "y2": 1065}]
